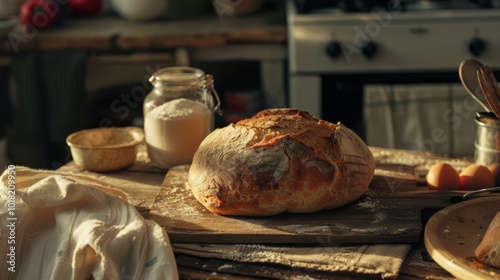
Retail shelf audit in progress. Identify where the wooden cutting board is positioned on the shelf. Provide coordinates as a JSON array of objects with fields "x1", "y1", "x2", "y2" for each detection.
[{"x1": 148, "y1": 163, "x2": 461, "y2": 244}]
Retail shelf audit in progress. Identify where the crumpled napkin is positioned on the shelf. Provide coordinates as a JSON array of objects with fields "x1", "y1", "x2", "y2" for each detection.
[
  {"x1": 172, "y1": 242, "x2": 411, "y2": 279},
  {"x1": 0, "y1": 166, "x2": 178, "y2": 280}
]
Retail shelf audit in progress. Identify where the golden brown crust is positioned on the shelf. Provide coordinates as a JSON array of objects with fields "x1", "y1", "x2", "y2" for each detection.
[
  {"x1": 188, "y1": 108, "x2": 375, "y2": 216},
  {"x1": 475, "y1": 211, "x2": 500, "y2": 268}
]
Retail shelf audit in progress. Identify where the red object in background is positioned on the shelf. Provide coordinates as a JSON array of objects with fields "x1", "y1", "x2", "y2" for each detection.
[
  {"x1": 223, "y1": 90, "x2": 265, "y2": 124},
  {"x1": 20, "y1": 0, "x2": 59, "y2": 30},
  {"x1": 69, "y1": 0, "x2": 102, "y2": 16}
]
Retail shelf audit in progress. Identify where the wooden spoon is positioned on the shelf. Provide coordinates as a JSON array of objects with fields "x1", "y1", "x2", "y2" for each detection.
[
  {"x1": 459, "y1": 59, "x2": 492, "y2": 113},
  {"x1": 477, "y1": 65, "x2": 500, "y2": 118}
]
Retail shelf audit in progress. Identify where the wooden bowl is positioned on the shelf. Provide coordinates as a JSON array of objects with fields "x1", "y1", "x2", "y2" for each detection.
[{"x1": 66, "y1": 127, "x2": 144, "y2": 172}]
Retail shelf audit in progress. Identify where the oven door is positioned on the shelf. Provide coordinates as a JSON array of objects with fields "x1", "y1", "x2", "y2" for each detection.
[{"x1": 313, "y1": 72, "x2": 483, "y2": 158}]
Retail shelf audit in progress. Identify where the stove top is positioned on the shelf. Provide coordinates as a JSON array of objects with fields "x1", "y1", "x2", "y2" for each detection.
[{"x1": 295, "y1": 0, "x2": 500, "y2": 14}]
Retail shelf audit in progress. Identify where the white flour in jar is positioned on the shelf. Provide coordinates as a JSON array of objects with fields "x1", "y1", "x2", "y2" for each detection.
[{"x1": 144, "y1": 98, "x2": 212, "y2": 169}]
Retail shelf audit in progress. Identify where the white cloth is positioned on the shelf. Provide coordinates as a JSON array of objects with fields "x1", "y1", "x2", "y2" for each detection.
[{"x1": 0, "y1": 167, "x2": 178, "y2": 280}]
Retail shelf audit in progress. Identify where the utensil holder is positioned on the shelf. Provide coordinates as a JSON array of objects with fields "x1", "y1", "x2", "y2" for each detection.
[{"x1": 475, "y1": 112, "x2": 500, "y2": 166}]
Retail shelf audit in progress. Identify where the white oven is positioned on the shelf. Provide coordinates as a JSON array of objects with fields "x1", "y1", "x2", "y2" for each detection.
[{"x1": 287, "y1": 0, "x2": 500, "y2": 157}]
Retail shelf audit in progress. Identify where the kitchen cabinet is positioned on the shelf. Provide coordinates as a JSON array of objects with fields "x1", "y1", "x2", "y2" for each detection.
[{"x1": 2, "y1": 9, "x2": 287, "y2": 105}]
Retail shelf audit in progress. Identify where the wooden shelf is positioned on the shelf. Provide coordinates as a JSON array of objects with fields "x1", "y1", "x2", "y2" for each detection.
[{"x1": 0, "y1": 11, "x2": 286, "y2": 52}]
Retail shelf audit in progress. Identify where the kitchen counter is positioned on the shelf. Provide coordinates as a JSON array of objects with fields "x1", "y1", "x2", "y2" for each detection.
[{"x1": 54, "y1": 146, "x2": 485, "y2": 279}]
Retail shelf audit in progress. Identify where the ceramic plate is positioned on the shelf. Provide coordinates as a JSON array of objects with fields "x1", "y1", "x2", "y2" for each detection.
[{"x1": 424, "y1": 196, "x2": 500, "y2": 280}]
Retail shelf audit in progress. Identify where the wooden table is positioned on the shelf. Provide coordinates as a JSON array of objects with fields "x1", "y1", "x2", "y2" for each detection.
[{"x1": 57, "y1": 146, "x2": 474, "y2": 279}]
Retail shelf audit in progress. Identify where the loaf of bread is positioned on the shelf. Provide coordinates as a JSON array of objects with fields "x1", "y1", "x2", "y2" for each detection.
[
  {"x1": 188, "y1": 109, "x2": 375, "y2": 216},
  {"x1": 475, "y1": 211, "x2": 500, "y2": 268}
]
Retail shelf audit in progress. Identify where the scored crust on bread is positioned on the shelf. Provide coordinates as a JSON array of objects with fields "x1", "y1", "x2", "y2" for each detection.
[
  {"x1": 475, "y1": 211, "x2": 500, "y2": 268},
  {"x1": 188, "y1": 108, "x2": 375, "y2": 216}
]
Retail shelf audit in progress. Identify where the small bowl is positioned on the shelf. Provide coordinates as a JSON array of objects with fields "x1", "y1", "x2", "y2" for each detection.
[
  {"x1": 110, "y1": 0, "x2": 168, "y2": 21},
  {"x1": 66, "y1": 126, "x2": 144, "y2": 172}
]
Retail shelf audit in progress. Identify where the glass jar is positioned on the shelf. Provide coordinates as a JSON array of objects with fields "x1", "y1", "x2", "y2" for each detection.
[{"x1": 143, "y1": 66, "x2": 221, "y2": 169}]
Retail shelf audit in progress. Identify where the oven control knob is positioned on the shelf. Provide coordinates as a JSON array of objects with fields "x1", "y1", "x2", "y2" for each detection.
[
  {"x1": 361, "y1": 41, "x2": 378, "y2": 59},
  {"x1": 325, "y1": 41, "x2": 342, "y2": 59},
  {"x1": 468, "y1": 37, "x2": 485, "y2": 57}
]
